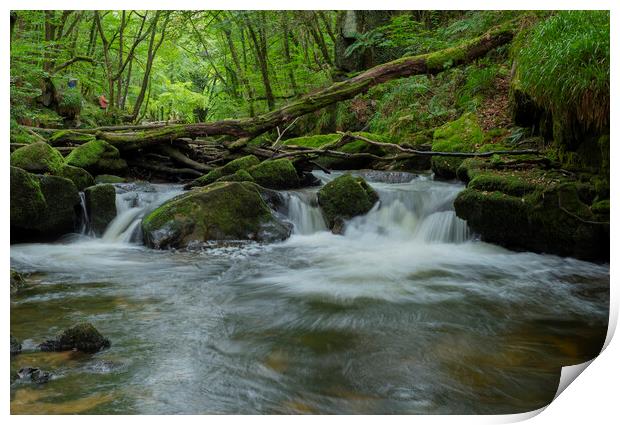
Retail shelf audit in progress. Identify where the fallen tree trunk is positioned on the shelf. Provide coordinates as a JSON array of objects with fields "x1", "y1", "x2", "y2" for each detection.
[{"x1": 42, "y1": 26, "x2": 514, "y2": 151}]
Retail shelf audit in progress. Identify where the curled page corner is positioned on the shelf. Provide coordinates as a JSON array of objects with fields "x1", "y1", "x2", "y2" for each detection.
[{"x1": 553, "y1": 359, "x2": 594, "y2": 400}]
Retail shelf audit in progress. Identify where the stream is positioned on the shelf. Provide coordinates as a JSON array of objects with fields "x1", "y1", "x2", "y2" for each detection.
[{"x1": 10, "y1": 171, "x2": 609, "y2": 414}]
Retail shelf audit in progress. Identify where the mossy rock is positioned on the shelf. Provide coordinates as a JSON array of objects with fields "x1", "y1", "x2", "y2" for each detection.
[
  {"x1": 456, "y1": 158, "x2": 488, "y2": 183},
  {"x1": 95, "y1": 174, "x2": 126, "y2": 184},
  {"x1": 468, "y1": 173, "x2": 539, "y2": 197},
  {"x1": 142, "y1": 181, "x2": 291, "y2": 249},
  {"x1": 216, "y1": 169, "x2": 255, "y2": 183},
  {"x1": 10, "y1": 142, "x2": 65, "y2": 174},
  {"x1": 454, "y1": 180, "x2": 609, "y2": 261},
  {"x1": 58, "y1": 165, "x2": 94, "y2": 191},
  {"x1": 10, "y1": 334, "x2": 22, "y2": 356},
  {"x1": 10, "y1": 166, "x2": 46, "y2": 231},
  {"x1": 283, "y1": 134, "x2": 340, "y2": 148},
  {"x1": 247, "y1": 158, "x2": 300, "y2": 189},
  {"x1": 39, "y1": 323, "x2": 110, "y2": 354},
  {"x1": 65, "y1": 140, "x2": 127, "y2": 175},
  {"x1": 84, "y1": 184, "x2": 117, "y2": 236},
  {"x1": 33, "y1": 175, "x2": 80, "y2": 239},
  {"x1": 431, "y1": 113, "x2": 484, "y2": 179},
  {"x1": 591, "y1": 199, "x2": 609, "y2": 217},
  {"x1": 186, "y1": 155, "x2": 260, "y2": 188},
  {"x1": 317, "y1": 174, "x2": 379, "y2": 232}
]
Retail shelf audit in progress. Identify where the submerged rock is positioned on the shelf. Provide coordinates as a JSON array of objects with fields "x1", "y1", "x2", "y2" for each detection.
[
  {"x1": 186, "y1": 155, "x2": 260, "y2": 188},
  {"x1": 10, "y1": 142, "x2": 65, "y2": 174},
  {"x1": 17, "y1": 367, "x2": 51, "y2": 384},
  {"x1": 317, "y1": 174, "x2": 379, "y2": 233},
  {"x1": 39, "y1": 323, "x2": 110, "y2": 354},
  {"x1": 246, "y1": 158, "x2": 300, "y2": 190},
  {"x1": 65, "y1": 140, "x2": 127, "y2": 175},
  {"x1": 84, "y1": 184, "x2": 117, "y2": 236},
  {"x1": 59, "y1": 165, "x2": 94, "y2": 191},
  {"x1": 142, "y1": 181, "x2": 291, "y2": 248},
  {"x1": 11, "y1": 335, "x2": 22, "y2": 355}
]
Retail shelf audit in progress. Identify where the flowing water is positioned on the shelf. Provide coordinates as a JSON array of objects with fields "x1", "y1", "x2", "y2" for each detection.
[{"x1": 10, "y1": 171, "x2": 609, "y2": 414}]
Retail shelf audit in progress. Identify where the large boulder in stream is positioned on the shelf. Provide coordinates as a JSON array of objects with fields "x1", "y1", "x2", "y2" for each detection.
[
  {"x1": 10, "y1": 142, "x2": 65, "y2": 174},
  {"x1": 246, "y1": 158, "x2": 300, "y2": 190},
  {"x1": 65, "y1": 140, "x2": 127, "y2": 175},
  {"x1": 59, "y1": 164, "x2": 94, "y2": 191},
  {"x1": 11, "y1": 166, "x2": 80, "y2": 242},
  {"x1": 39, "y1": 322, "x2": 110, "y2": 354},
  {"x1": 142, "y1": 181, "x2": 291, "y2": 248},
  {"x1": 317, "y1": 174, "x2": 379, "y2": 233},
  {"x1": 84, "y1": 184, "x2": 117, "y2": 236}
]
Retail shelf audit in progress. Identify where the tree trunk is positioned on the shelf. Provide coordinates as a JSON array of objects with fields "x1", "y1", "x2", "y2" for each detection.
[
  {"x1": 244, "y1": 13, "x2": 275, "y2": 110},
  {"x1": 281, "y1": 12, "x2": 299, "y2": 95}
]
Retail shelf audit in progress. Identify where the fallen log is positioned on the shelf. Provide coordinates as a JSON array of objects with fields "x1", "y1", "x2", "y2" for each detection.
[
  {"x1": 42, "y1": 25, "x2": 515, "y2": 151},
  {"x1": 128, "y1": 159, "x2": 203, "y2": 177},
  {"x1": 157, "y1": 145, "x2": 213, "y2": 172}
]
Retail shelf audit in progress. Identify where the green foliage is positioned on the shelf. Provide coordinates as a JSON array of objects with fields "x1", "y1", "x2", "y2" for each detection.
[{"x1": 514, "y1": 11, "x2": 609, "y2": 130}]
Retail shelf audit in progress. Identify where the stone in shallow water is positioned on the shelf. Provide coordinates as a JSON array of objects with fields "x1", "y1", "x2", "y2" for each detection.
[
  {"x1": 17, "y1": 367, "x2": 51, "y2": 384},
  {"x1": 11, "y1": 335, "x2": 22, "y2": 355},
  {"x1": 39, "y1": 323, "x2": 111, "y2": 354}
]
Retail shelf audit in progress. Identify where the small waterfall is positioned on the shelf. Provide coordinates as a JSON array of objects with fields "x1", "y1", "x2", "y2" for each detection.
[
  {"x1": 284, "y1": 191, "x2": 328, "y2": 235},
  {"x1": 414, "y1": 211, "x2": 470, "y2": 243},
  {"x1": 78, "y1": 192, "x2": 93, "y2": 236},
  {"x1": 100, "y1": 183, "x2": 184, "y2": 243}
]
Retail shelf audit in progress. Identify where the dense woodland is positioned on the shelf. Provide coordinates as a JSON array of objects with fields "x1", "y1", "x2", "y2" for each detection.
[{"x1": 10, "y1": 10, "x2": 610, "y2": 259}]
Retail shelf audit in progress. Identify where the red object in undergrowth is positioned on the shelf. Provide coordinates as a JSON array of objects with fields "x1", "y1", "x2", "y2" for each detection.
[{"x1": 99, "y1": 95, "x2": 108, "y2": 109}]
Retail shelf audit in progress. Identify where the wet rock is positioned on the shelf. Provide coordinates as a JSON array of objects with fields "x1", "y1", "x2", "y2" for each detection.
[
  {"x1": 17, "y1": 367, "x2": 51, "y2": 384},
  {"x1": 12, "y1": 169, "x2": 80, "y2": 242},
  {"x1": 216, "y1": 169, "x2": 255, "y2": 183},
  {"x1": 84, "y1": 184, "x2": 117, "y2": 236},
  {"x1": 454, "y1": 174, "x2": 610, "y2": 261},
  {"x1": 10, "y1": 142, "x2": 65, "y2": 174},
  {"x1": 142, "y1": 181, "x2": 291, "y2": 249},
  {"x1": 247, "y1": 158, "x2": 300, "y2": 190},
  {"x1": 11, "y1": 335, "x2": 22, "y2": 355},
  {"x1": 65, "y1": 140, "x2": 127, "y2": 175},
  {"x1": 59, "y1": 165, "x2": 94, "y2": 191},
  {"x1": 186, "y1": 155, "x2": 260, "y2": 188},
  {"x1": 39, "y1": 323, "x2": 111, "y2": 354},
  {"x1": 10, "y1": 166, "x2": 46, "y2": 231},
  {"x1": 317, "y1": 174, "x2": 379, "y2": 232}
]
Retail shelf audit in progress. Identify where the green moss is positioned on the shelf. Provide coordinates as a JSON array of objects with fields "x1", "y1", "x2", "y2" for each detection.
[
  {"x1": 40, "y1": 323, "x2": 110, "y2": 353},
  {"x1": 10, "y1": 142, "x2": 65, "y2": 174},
  {"x1": 216, "y1": 169, "x2": 255, "y2": 183},
  {"x1": 65, "y1": 140, "x2": 126, "y2": 174},
  {"x1": 591, "y1": 199, "x2": 609, "y2": 216},
  {"x1": 84, "y1": 184, "x2": 117, "y2": 236},
  {"x1": 247, "y1": 158, "x2": 300, "y2": 189},
  {"x1": 188, "y1": 155, "x2": 260, "y2": 188},
  {"x1": 10, "y1": 166, "x2": 46, "y2": 229},
  {"x1": 431, "y1": 113, "x2": 484, "y2": 179},
  {"x1": 58, "y1": 165, "x2": 94, "y2": 191},
  {"x1": 456, "y1": 157, "x2": 488, "y2": 182},
  {"x1": 284, "y1": 134, "x2": 340, "y2": 148},
  {"x1": 317, "y1": 174, "x2": 379, "y2": 229},
  {"x1": 426, "y1": 45, "x2": 467, "y2": 70},
  {"x1": 95, "y1": 174, "x2": 126, "y2": 184},
  {"x1": 468, "y1": 173, "x2": 539, "y2": 197}
]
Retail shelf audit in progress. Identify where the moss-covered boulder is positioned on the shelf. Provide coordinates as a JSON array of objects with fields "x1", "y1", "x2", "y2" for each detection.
[
  {"x1": 216, "y1": 169, "x2": 255, "y2": 183},
  {"x1": 142, "y1": 181, "x2": 291, "y2": 249},
  {"x1": 454, "y1": 172, "x2": 609, "y2": 261},
  {"x1": 10, "y1": 166, "x2": 46, "y2": 231},
  {"x1": 59, "y1": 165, "x2": 94, "y2": 191},
  {"x1": 11, "y1": 167, "x2": 80, "y2": 242},
  {"x1": 10, "y1": 142, "x2": 65, "y2": 174},
  {"x1": 65, "y1": 140, "x2": 127, "y2": 175},
  {"x1": 95, "y1": 174, "x2": 126, "y2": 184},
  {"x1": 317, "y1": 174, "x2": 379, "y2": 233},
  {"x1": 84, "y1": 184, "x2": 117, "y2": 236},
  {"x1": 10, "y1": 269, "x2": 26, "y2": 294},
  {"x1": 39, "y1": 323, "x2": 110, "y2": 354},
  {"x1": 34, "y1": 175, "x2": 81, "y2": 238},
  {"x1": 431, "y1": 113, "x2": 484, "y2": 179},
  {"x1": 247, "y1": 158, "x2": 300, "y2": 189},
  {"x1": 186, "y1": 155, "x2": 260, "y2": 188}
]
